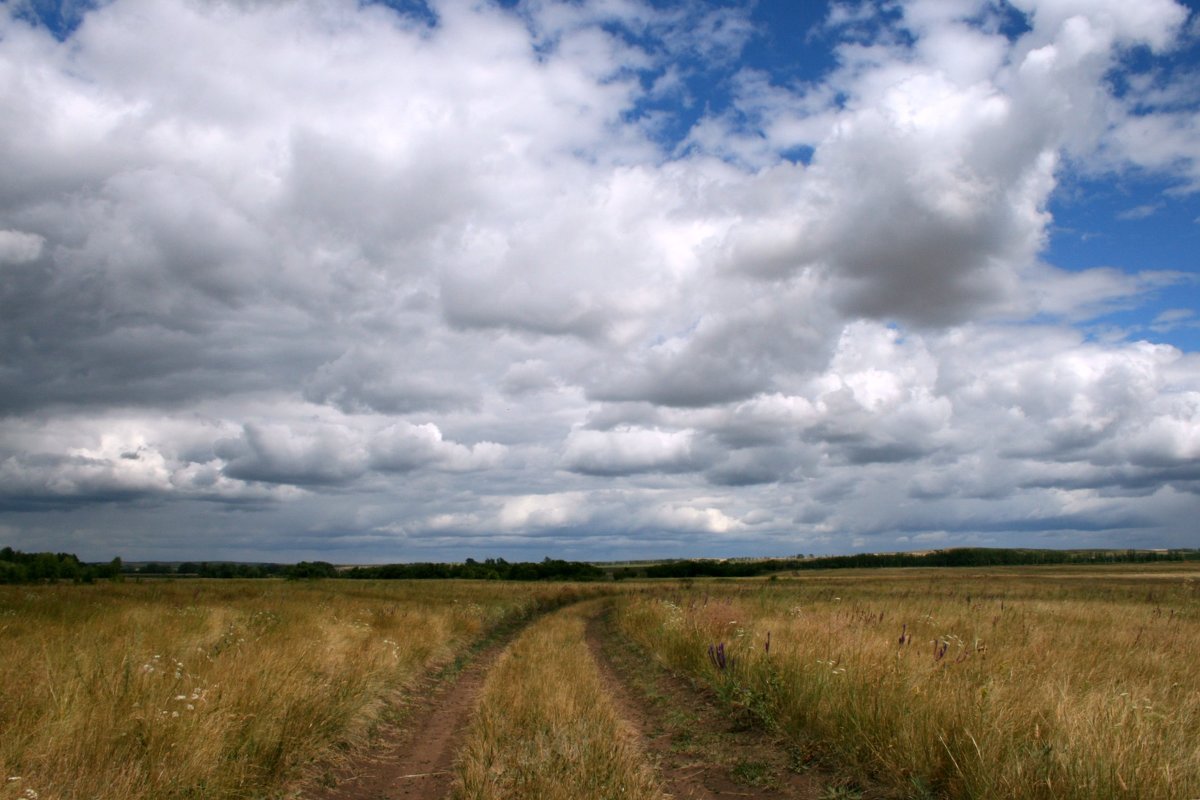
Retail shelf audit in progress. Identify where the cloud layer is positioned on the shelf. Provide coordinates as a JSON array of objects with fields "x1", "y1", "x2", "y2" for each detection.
[{"x1": 1, "y1": 0, "x2": 1198, "y2": 561}]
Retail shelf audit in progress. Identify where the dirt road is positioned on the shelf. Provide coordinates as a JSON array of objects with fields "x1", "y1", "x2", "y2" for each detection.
[
  {"x1": 300, "y1": 635, "x2": 511, "y2": 800},
  {"x1": 301, "y1": 601, "x2": 842, "y2": 800}
]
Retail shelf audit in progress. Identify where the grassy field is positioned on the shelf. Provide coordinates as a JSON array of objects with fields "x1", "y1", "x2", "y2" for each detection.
[
  {"x1": 0, "y1": 579, "x2": 592, "y2": 800},
  {"x1": 1, "y1": 565, "x2": 1197, "y2": 799},
  {"x1": 615, "y1": 565, "x2": 1200, "y2": 799}
]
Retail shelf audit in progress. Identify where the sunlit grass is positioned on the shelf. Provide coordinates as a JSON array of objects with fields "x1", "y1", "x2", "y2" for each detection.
[
  {"x1": 6, "y1": 566, "x2": 1196, "y2": 799},
  {"x1": 0, "y1": 579, "x2": 587, "y2": 800},
  {"x1": 453, "y1": 602, "x2": 664, "y2": 800},
  {"x1": 615, "y1": 566, "x2": 1200, "y2": 799}
]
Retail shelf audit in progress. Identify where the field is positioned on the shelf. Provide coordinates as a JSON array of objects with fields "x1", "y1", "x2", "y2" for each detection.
[
  {"x1": 0, "y1": 580, "x2": 596, "y2": 800},
  {"x1": 1, "y1": 565, "x2": 1198, "y2": 799}
]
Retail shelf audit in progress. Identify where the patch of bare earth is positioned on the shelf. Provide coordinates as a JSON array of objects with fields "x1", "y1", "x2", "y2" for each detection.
[
  {"x1": 298, "y1": 636, "x2": 510, "y2": 800},
  {"x1": 586, "y1": 607, "x2": 836, "y2": 800}
]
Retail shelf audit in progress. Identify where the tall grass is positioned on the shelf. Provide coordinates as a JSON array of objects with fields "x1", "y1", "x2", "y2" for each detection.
[
  {"x1": 615, "y1": 567, "x2": 1200, "y2": 799},
  {"x1": 453, "y1": 603, "x2": 664, "y2": 800},
  {"x1": 0, "y1": 579, "x2": 588, "y2": 800}
]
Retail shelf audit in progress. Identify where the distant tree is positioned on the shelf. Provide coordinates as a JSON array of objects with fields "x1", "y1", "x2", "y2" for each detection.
[
  {"x1": 100, "y1": 557, "x2": 123, "y2": 581},
  {"x1": 286, "y1": 561, "x2": 337, "y2": 580},
  {"x1": 0, "y1": 559, "x2": 28, "y2": 583}
]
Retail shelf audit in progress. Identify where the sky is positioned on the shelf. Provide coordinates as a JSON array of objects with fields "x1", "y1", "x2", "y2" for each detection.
[{"x1": 1, "y1": 0, "x2": 1199, "y2": 564}]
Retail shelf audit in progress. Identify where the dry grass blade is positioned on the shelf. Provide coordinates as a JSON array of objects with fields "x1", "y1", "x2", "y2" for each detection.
[{"x1": 453, "y1": 603, "x2": 666, "y2": 800}]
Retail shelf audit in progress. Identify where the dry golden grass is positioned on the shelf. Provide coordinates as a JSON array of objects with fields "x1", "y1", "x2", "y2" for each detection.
[
  {"x1": 6, "y1": 566, "x2": 1196, "y2": 800},
  {"x1": 453, "y1": 602, "x2": 665, "y2": 800},
  {"x1": 616, "y1": 566, "x2": 1200, "y2": 799},
  {"x1": 0, "y1": 579, "x2": 585, "y2": 800}
]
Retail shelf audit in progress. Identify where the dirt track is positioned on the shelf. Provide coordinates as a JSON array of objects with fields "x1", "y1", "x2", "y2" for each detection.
[
  {"x1": 301, "y1": 636, "x2": 509, "y2": 800},
  {"x1": 302, "y1": 602, "x2": 838, "y2": 800},
  {"x1": 584, "y1": 609, "x2": 828, "y2": 800}
]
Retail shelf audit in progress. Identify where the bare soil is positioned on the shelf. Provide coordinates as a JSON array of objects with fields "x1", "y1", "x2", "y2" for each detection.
[
  {"x1": 299, "y1": 636, "x2": 509, "y2": 800},
  {"x1": 585, "y1": 607, "x2": 835, "y2": 800}
]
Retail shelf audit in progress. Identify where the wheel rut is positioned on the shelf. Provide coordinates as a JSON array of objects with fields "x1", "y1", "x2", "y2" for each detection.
[
  {"x1": 585, "y1": 606, "x2": 830, "y2": 800},
  {"x1": 301, "y1": 599, "x2": 840, "y2": 800},
  {"x1": 300, "y1": 631, "x2": 511, "y2": 800}
]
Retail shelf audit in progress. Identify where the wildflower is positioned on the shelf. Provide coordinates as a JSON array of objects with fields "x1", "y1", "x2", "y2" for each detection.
[{"x1": 708, "y1": 642, "x2": 727, "y2": 671}]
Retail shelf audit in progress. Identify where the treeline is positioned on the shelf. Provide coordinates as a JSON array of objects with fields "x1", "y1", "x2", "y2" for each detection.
[
  {"x1": 1, "y1": 548, "x2": 605, "y2": 583},
  {"x1": 7, "y1": 545, "x2": 1196, "y2": 585},
  {"x1": 623, "y1": 547, "x2": 1200, "y2": 579},
  {"x1": 0, "y1": 547, "x2": 123, "y2": 584},
  {"x1": 141, "y1": 562, "x2": 292, "y2": 579},
  {"x1": 343, "y1": 557, "x2": 607, "y2": 581},
  {"x1": 148, "y1": 557, "x2": 606, "y2": 581}
]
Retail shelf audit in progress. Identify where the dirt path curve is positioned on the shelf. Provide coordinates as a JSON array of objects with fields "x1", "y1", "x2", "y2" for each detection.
[
  {"x1": 585, "y1": 606, "x2": 829, "y2": 800},
  {"x1": 300, "y1": 634, "x2": 509, "y2": 800}
]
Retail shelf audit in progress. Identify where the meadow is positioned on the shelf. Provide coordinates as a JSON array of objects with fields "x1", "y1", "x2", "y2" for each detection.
[
  {"x1": 1, "y1": 564, "x2": 1197, "y2": 799},
  {"x1": 615, "y1": 565, "x2": 1200, "y2": 799},
  {"x1": 0, "y1": 579, "x2": 593, "y2": 800}
]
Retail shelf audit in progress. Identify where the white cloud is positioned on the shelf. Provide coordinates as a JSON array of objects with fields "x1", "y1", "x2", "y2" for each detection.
[
  {"x1": 643, "y1": 503, "x2": 745, "y2": 534},
  {"x1": 370, "y1": 422, "x2": 505, "y2": 473},
  {"x1": 0, "y1": 230, "x2": 44, "y2": 263},
  {"x1": 1, "y1": 0, "x2": 1198, "y2": 560},
  {"x1": 1117, "y1": 203, "x2": 1165, "y2": 220},
  {"x1": 497, "y1": 492, "x2": 590, "y2": 531},
  {"x1": 561, "y1": 426, "x2": 703, "y2": 476}
]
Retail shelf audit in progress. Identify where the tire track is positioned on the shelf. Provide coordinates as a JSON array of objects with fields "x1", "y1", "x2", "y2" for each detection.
[
  {"x1": 300, "y1": 629, "x2": 515, "y2": 800},
  {"x1": 585, "y1": 606, "x2": 829, "y2": 800}
]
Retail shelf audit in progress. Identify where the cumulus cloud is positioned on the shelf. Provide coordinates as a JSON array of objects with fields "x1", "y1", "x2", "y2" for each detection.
[
  {"x1": 561, "y1": 425, "x2": 704, "y2": 476},
  {"x1": 0, "y1": 230, "x2": 44, "y2": 263},
  {"x1": 370, "y1": 422, "x2": 506, "y2": 473},
  {"x1": 0, "y1": 0, "x2": 1197, "y2": 560}
]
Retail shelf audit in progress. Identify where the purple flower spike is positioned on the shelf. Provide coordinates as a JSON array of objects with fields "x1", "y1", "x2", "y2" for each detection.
[
  {"x1": 708, "y1": 641, "x2": 727, "y2": 670},
  {"x1": 765, "y1": 631, "x2": 771, "y2": 654}
]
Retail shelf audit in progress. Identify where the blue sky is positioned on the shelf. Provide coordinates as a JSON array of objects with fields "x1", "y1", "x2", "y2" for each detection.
[{"x1": 1, "y1": 0, "x2": 1199, "y2": 563}]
